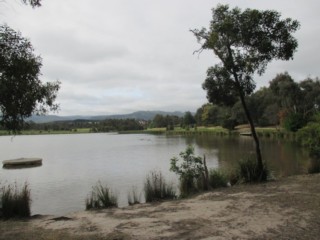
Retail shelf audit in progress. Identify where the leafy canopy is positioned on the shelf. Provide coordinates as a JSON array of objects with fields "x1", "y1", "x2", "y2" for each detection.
[
  {"x1": 0, "y1": 25, "x2": 60, "y2": 131},
  {"x1": 22, "y1": 0, "x2": 41, "y2": 8},
  {"x1": 192, "y1": 4, "x2": 300, "y2": 106}
]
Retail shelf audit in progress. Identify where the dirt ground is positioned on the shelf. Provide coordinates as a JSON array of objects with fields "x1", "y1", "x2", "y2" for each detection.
[{"x1": 1, "y1": 174, "x2": 320, "y2": 240}]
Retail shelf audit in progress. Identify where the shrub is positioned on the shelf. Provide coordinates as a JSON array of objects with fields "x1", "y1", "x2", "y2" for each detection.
[
  {"x1": 308, "y1": 157, "x2": 320, "y2": 174},
  {"x1": 236, "y1": 156, "x2": 268, "y2": 183},
  {"x1": 144, "y1": 171, "x2": 176, "y2": 202},
  {"x1": 170, "y1": 146, "x2": 205, "y2": 197},
  {"x1": 222, "y1": 118, "x2": 237, "y2": 130},
  {"x1": 208, "y1": 169, "x2": 229, "y2": 189},
  {"x1": 297, "y1": 121, "x2": 320, "y2": 174},
  {"x1": 85, "y1": 182, "x2": 117, "y2": 210},
  {"x1": 282, "y1": 112, "x2": 305, "y2": 132},
  {"x1": 127, "y1": 186, "x2": 141, "y2": 206},
  {"x1": 1, "y1": 182, "x2": 31, "y2": 218}
]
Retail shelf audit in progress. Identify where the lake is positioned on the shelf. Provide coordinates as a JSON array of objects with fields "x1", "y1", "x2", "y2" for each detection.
[{"x1": 0, "y1": 133, "x2": 309, "y2": 216}]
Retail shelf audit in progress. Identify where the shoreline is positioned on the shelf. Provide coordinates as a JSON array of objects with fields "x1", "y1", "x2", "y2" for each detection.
[{"x1": 1, "y1": 173, "x2": 319, "y2": 239}]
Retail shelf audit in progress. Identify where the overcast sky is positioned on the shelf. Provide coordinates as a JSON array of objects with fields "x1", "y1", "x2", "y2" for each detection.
[{"x1": 2, "y1": 0, "x2": 320, "y2": 116}]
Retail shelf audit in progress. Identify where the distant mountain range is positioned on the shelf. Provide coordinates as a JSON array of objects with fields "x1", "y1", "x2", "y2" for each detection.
[{"x1": 27, "y1": 111, "x2": 185, "y2": 123}]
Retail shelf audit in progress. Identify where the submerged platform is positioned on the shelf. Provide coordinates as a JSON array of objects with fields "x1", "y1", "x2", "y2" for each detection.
[{"x1": 2, "y1": 158, "x2": 42, "y2": 168}]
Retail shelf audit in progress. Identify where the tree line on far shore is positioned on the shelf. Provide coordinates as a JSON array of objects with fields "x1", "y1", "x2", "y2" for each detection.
[{"x1": 13, "y1": 72, "x2": 320, "y2": 134}]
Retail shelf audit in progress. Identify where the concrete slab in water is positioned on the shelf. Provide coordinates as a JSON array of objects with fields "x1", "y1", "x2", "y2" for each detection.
[{"x1": 2, "y1": 158, "x2": 42, "y2": 168}]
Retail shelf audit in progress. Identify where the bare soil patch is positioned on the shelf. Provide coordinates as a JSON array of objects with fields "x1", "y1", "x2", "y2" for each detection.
[{"x1": 1, "y1": 174, "x2": 320, "y2": 239}]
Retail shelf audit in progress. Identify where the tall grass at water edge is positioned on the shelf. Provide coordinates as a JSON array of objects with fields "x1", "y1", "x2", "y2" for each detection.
[
  {"x1": 85, "y1": 182, "x2": 117, "y2": 210},
  {"x1": 0, "y1": 182, "x2": 31, "y2": 218},
  {"x1": 144, "y1": 171, "x2": 176, "y2": 202},
  {"x1": 233, "y1": 156, "x2": 269, "y2": 183}
]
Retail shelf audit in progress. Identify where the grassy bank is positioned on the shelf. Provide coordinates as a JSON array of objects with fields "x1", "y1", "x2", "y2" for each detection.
[
  {"x1": 120, "y1": 125, "x2": 297, "y2": 140},
  {"x1": 0, "y1": 125, "x2": 297, "y2": 140},
  {"x1": 0, "y1": 128, "x2": 92, "y2": 136}
]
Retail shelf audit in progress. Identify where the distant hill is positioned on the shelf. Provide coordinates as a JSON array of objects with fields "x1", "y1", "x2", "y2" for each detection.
[{"x1": 28, "y1": 111, "x2": 185, "y2": 123}]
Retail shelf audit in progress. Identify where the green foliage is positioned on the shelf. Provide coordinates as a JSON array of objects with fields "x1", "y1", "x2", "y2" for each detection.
[
  {"x1": 282, "y1": 112, "x2": 305, "y2": 132},
  {"x1": 94, "y1": 119, "x2": 144, "y2": 132},
  {"x1": 270, "y1": 73, "x2": 301, "y2": 112},
  {"x1": 297, "y1": 120, "x2": 320, "y2": 156},
  {"x1": 85, "y1": 182, "x2": 117, "y2": 210},
  {"x1": 0, "y1": 25, "x2": 60, "y2": 132},
  {"x1": 195, "y1": 103, "x2": 229, "y2": 126},
  {"x1": 297, "y1": 119, "x2": 320, "y2": 174},
  {"x1": 1, "y1": 182, "x2": 31, "y2": 218},
  {"x1": 170, "y1": 146, "x2": 205, "y2": 197},
  {"x1": 150, "y1": 114, "x2": 182, "y2": 129},
  {"x1": 192, "y1": 4, "x2": 299, "y2": 178},
  {"x1": 236, "y1": 156, "x2": 268, "y2": 183},
  {"x1": 222, "y1": 117, "x2": 237, "y2": 130},
  {"x1": 144, "y1": 171, "x2": 176, "y2": 202},
  {"x1": 208, "y1": 169, "x2": 229, "y2": 189},
  {"x1": 183, "y1": 111, "x2": 196, "y2": 127},
  {"x1": 193, "y1": 5, "x2": 300, "y2": 106}
]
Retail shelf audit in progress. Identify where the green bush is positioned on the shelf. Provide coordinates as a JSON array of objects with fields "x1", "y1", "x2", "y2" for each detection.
[
  {"x1": 170, "y1": 146, "x2": 205, "y2": 197},
  {"x1": 1, "y1": 182, "x2": 31, "y2": 218},
  {"x1": 85, "y1": 182, "x2": 117, "y2": 210},
  {"x1": 236, "y1": 156, "x2": 268, "y2": 183},
  {"x1": 297, "y1": 122, "x2": 320, "y2": 155},
  {"x1": 208, "y1": 169, "x2": 229, "y2": 189},
  {"x1": 222, "y1": 118, "x2": 237, "y2": 130},
  {"x1": 283, "y1": 112, "x2": 305, "y2": 132},
  {"x1": 144, "y1": 171, "x2": 176, "y2": 202},
  {"x1": 297, "y1": 121, "x2": 320, "y2": 174}
]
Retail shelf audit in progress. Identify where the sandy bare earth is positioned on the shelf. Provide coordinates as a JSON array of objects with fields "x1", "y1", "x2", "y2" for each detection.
[{"x1": 1, "y1": 174, "x2": 320, "y2": 240}]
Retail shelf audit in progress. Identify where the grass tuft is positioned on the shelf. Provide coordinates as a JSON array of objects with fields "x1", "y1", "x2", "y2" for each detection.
[
  {"x1": 208, "y1": 169, "x2": 229, "y2": 189},
  {"x1": 85, "y1": 182, "x2": 117, "y2": 210},
  {"x1": 144, "y1": 171, "x2": 176, "y2": 202},
  {"x1": 1, "y1": 182, "x2": 31, "y2": 219},
  {"x1": 236, "y1": 156, "x2": 268, "y2": 183}
]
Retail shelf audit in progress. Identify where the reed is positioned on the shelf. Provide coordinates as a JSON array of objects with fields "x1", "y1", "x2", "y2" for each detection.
[
  {"x1": 208, "y1": 169, "x2": 229, "y2": 189},
  {"x1": 85, "y1": 182, "x2": 117, "y2": 210},
  {"x1": 144, "y1": 171, "x2": 176, "y2": 202},
  {"x1": 1, "y1": 182, "x2": 31, "y2": 218},
  {"x1": 236, "y1": 156, "x2": 268, "y2": 183}
]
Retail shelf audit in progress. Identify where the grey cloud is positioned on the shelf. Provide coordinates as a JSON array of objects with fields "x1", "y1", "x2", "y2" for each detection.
[{"x1": 3, "y1": 0, "x2": 320, "y2": 116}]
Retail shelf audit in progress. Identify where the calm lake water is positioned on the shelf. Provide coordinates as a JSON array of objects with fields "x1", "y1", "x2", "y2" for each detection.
[{"x1": 0, "y1": 133, "x2": 309, "y2": 216}]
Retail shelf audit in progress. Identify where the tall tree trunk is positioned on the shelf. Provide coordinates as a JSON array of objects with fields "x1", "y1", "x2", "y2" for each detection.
[
  {"x1": 226, "y1": 45, "x2": 265, "y2": 181},
  {"x1": 234, "y1": 79, "x2": 265, "y2": 181}
]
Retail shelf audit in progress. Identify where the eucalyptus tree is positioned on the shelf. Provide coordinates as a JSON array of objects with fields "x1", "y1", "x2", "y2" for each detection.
[
  {"x1": 0, "y1": 25, "x2": 60, "y2": 132},
  {"x1": 0, "y1": 0, "x2": 60, "y2": 132},
  {"x1": 192, "y1": 4, "x2": 299, "y2": 180},
  {"x1": 22, "y1": 0, "x2": 41, "y2": 7}
]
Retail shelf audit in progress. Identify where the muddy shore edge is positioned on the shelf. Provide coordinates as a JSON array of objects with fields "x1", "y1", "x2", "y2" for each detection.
[{"x1": 1, "y1": 174, "x2": 320, "y2": 240}]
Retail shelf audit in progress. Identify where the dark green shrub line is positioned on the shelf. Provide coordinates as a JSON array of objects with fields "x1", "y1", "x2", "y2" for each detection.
[
  {"x1": 0, "y1": 182, "x2": 31, "y2": 219},
  {"x1": 144, "y1": 171, "x2": 176, "y2": 202},
  {"x1": 297, "y1": 119, "x2": 320, "y2": 174},
  {"x1": 85, "y1": 182, "x2": 117, "y2": 210}
]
